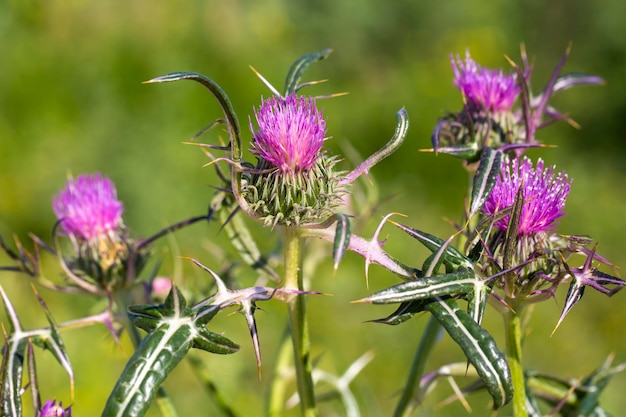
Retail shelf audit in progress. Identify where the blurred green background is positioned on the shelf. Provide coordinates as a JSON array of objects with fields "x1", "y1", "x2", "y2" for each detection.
[{"x1": 1, "y1": 0, "x2": 625, "y2": 416}]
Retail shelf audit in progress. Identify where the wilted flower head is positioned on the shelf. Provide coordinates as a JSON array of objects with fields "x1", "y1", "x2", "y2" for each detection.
[
  {"x1": 38, "y1": 400, "x2": 72, "y2": 417},
  {"x1": 250, "y1": 94, "x2": 326, "y2": 174},
  {"x1": 483, "y1": 156, "x2": 571, "y2": 235},
  {"x1": 451, "y1": 51, "x2": 519, "y2": 113},
  {"x1": 53, "y1": 173, "x2": 124, "y2": 242}
]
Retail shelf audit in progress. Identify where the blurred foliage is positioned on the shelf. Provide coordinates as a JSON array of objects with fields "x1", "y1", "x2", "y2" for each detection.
[{"x1": 1, "y1": 1, "x2": 625, "y2": 416}]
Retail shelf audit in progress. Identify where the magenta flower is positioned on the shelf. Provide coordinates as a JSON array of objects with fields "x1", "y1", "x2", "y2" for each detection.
[
  {"x1": 483, "y1": 156, "x2": 571, "y2": 235},
  {"x1": 250, "y1": 94, "x2": 326, "y2": 173},
  {"x1": 52, "y1": 173, "x2": 124, "y2": 241},
  {"x1": 451, "y1": 51, "x2": 520, "y2": 113},
  {"x1": 38, "y1": 400, "x2": 72, "y2": 417}
]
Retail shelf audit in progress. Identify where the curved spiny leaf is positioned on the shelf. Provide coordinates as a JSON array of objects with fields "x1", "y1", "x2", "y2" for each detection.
[
  {"x1": 284, "y1": 49, "x2": 333, "y2": 95},
  {"x1": 359, "y1": 269, "x2": 478, "y2": 304},
  {"x1": 368, "y1": 300, "x2": 427, "y2": 325},
  {"x1": 145, "y1": 72, "x2": 242, "y2": 162},
  {"x1": 425, "y1": 297, "x2": 513, "y2": 408},
  {"x1": 102, "y1": 316, "x2": 238, "y2": 417},
  {"x1": 391, "y1": 222, "x2": 473, "y2": 271}
]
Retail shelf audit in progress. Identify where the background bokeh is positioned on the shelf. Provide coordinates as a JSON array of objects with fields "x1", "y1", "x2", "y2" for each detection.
[{"x1": 1, "y1": 1, "x2": 625, "y2": 416}]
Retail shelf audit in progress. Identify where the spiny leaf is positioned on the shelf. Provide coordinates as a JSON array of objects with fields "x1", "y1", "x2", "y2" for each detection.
[
  {"x1": 341, "y1": 108, "x2": 409, "y2": 185},
  {"x1": 284, "y1": 49, "x2": 333, "y2": 95},
  {"x1": 357, "y1": 269, "x2": 478, "y2": 304},
  {"x1": 102, "y1": 313, "x2": 238, "y2": 417},
  {"x1": 391, "y1": 222, "x2": 473, "y2": 271},
  {"x1": 425, "y1": 297, "x2": 513, "y2": 408},
  {"x1": 145, "y1": 71, "x2": 242, "y2": 162},
  {"x1": 31, "y1": 288, "x2": 74, "y2": 396},
  {"x1": 333, "y1": 214, "x2": 351, "y2": 271},
  {"x1": 469, "y1": 148, "x2": 502, "y2": 217},
  {"x1": 368, "y1": 300, "x2": 428, "y2": 325},
  {"x1": 0, "y1": 285, "x2": 25, "y2": 417}
]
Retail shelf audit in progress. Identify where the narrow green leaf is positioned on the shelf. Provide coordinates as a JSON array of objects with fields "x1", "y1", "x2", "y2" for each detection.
[
  {"x1": 425, "y1": 297, "x2": 513, "y2": 408},
  {"x1": 368, "y1": 300, "x2": 428, "y2": 325},
  {"x1": 469, "y1": 148, "x2": 502, "y2": 217},
  {"x1": 145, "y1": 72, "x2": 242, "y2": 162},
  {"x1": 283, "y1": 49, "x2": 333, "y2": 95},
  {"x1": 0, "y1": 285, "x2": 25, "y2": 417},
  {"x1": 360, "y1": 269, "x2": 478, "y2": 304},
  {"x1": 502, "y1": 184, "x2": 524, "y2": 296},
  {"x1": 391, "y1": 222, "x2": 473, "y2": 271},
  {"x1": 215, "y1": 192, "x2": 279, "y2": 280},
  {"x1": 503, "y1": 185, "x2": 524, "y2": 272},
  {"x1": 27, "y1": 341, "x2": 40, "y2": 414},
  {"x1": 1, "y1": 337, "x2": 26, "y2": 417},
  {"x1": 333, "y1": 214, "x2": 351, "y2": 271},
  {"x1": 185, "y1": 354, "x2": 239, "y2": 417},
  {"x1": 192, "y1": 325, "x2": 240, "y2": 355},
  {"x1": 102, "y1": 321, "x2": 196, "y2": 417},
  {"x1": 112, "y1": 287, "x2": 240, "y2": 416},
  {"x1": 574, "y1": 358, "x2": 624, "y2": 417},
  {"x1": 341, "y1": 108, "x2": 409, "y2": 185},
  {"x1": 522, "y1": 387, "x2": 543, "y2": 417},
  {"x1": 31, "y1": 290, "x2": 74, "y2": 394}
]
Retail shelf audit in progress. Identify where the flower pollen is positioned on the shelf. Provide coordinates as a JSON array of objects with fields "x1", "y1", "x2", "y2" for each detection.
[
  {"x1": 53, "y1": 173, "x2": 124, "y2": 242},
  {"x1": 451, "y1": 51, "x2": 520, "y2": 113},
  {"x1": 250, "y1": 94, "x2": 326, "y2": 173},
  {"x1": 483, "y1": 156, "x2": 571, "y2": 235}
]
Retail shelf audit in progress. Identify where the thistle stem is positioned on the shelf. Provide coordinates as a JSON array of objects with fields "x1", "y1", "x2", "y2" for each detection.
[
  {"x1": 267, "y1": 328, "x2": 294, "y2": 417},
  {"x1": 282, "y1": 226, "x2": 317, "y2": 417},
  {"x1": 393, "y1": 316, "x2": 441, "y2": 417},
  {"x1": 504, "y1": 307, "x2": 527, "y2": 417}
]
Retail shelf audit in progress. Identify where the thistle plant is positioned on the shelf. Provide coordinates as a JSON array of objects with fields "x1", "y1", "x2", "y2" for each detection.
[{"x1": 1, "y1": 47, "x2": 623, "y2": 417}]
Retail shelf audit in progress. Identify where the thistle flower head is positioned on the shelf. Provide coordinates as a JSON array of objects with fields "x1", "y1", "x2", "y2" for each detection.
[
  {"x1": 451, "y1": 51, "x2": 520, "y2": 113},
  {"x1": 38, "y1": 400, "x2": 72, "y2": 417},
  {"x1": 52, "y1": 173, "x2": 136, "y2": 289},
  {"x1": 250, "y1": 94, "x2": 326, "y2": 174},
  {"x1": 243, "y1": 94, "x2": 343, "y2": 227},
  {"x1": 483, "y1": 156, "x2": 571, "y2": 235},
  {"x1": 53, "y1": 173, "x2": 124, "y2": 242}
]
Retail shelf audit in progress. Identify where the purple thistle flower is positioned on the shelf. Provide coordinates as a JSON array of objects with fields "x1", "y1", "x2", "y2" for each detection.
[
  {"x1": 483, "y1": 156, "x2": 571, "y2": 235},
  {"x1": 451, "y1": 51, "x2": 520, "y2": 113},
  {"x1": 52, "y1": 173, "x2": 124, "y2": 242},
  {"x1": 38, "y1": 400, "x2": 72, "y2": 417},
  {"x1": 250, "y1": 94, "x2": 326, "y2": 174}
]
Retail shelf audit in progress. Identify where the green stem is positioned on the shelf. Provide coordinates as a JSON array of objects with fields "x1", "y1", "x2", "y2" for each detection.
[
  {"x1": 393, "y1": 316, "x2": 441, "y2": 417},
  {"x1": 504, "y1": 308, "x2": 527, "y2": 417},
  {"x1": 282, "y1": 226, "x2": 317, "y2": 417},
  {"x1": 267, "y1": 327, "x2": 294, "y2": 417}
]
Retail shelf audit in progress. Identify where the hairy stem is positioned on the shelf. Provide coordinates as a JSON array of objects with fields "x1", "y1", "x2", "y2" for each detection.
[{"x1": 282, "y1": 226, "x2": 317, "y2": 417}]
